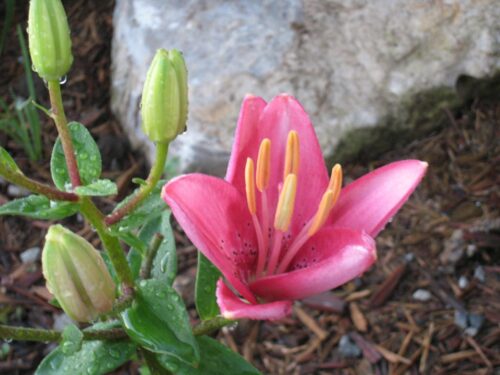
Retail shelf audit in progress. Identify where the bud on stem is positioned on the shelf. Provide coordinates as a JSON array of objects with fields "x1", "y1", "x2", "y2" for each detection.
[
  {"x1": 28, "y1": 0, "x2": 73, "y2": 81},
  {"x1": 42, "y1": 225, "x2": 116, "y2": 322},
  {"x1": 141, "y1": 49, "x2": 188, "y2": 143}
]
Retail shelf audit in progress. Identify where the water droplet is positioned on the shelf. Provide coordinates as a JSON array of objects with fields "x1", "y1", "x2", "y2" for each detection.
[
  {"x1": 204, "y1": 286, "x2": 211, "y2": 293},
  {"x1": 167, "y1": 304, "x2": 174, "y2": 311},
  {"x1": 59, "y1": 75, "x2": 68, "y2": 85},
  {"x1": 79, "y1": 152, "x2": 88, "y2": 160},
  {"x1": 108, "y1": 348, "x2": 120, "y2": 359},
  {"x1": 139, "y1": 280, "x2": 147, "y2": 288}
]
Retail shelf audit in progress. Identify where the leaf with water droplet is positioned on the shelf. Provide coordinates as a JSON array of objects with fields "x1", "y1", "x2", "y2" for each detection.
[
  {"x1": 120, "y1": 279, "x2": 198, "y2": 365},
  {"x1": 74, "y1": 179, "x2": 117, "y2": 197},
  {"x1": 156, "y1": 336, "x2": 261, "y2": 375},
  {"x1": 110, "y1": 179, "x2": 167, "y2": 231},
  {"x1": 35, "y1": 322, "x2": 136, "y2": 375},
  {"x1": 127, "y1": 210, "x2": 177, "y2": 284},
  {"x1": 0, "y1": 194, "x2": 78, "y2": 220},
  {"x1": 50, "y1": 122, "x2": 102, "y2": 191},
  {"x1": 195, "y1": 252, "x2": 221, "y2": 320}
]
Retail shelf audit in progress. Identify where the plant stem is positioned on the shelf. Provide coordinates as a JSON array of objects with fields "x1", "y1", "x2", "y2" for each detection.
[
  {"x1": 140, "y1": 233, "x2": 164, "y2": 279},
  {"x1": 80, "y1": 197, "x2": 134, "y2": 288},
  {"x1": 0, "y1": 169, "x2": 78, "y2": 201},
  {"x1": 105, "y1": 142, "x2": 168, "y2": 226},
  {"x1": 47, "y1": 80, "x2": 81, "y2": 187},
  {"x1": 192, "y1": 317, "x2": 235, "y2": 336},
  {"x1": 0, "y1": 316, "x2": 234, "y2": 343},
  {"x1": 0, "y1": 324, "x2": 127, "y2": 343},
  {"x1": 47, "y1": 79, "x2": 133, "y2": 290}
]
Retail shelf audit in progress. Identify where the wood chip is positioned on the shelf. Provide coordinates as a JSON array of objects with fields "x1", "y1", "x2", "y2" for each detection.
[
  {"x1": 301, "y1": 292, "x2": 345, "y2": 314},
  {"x1": 374, "y1": 344, "x2": 411, "y2": 365},
  {"x1": 349, "y1": 302, "x2": 368, "y2": 332},
  {"x1": 294, "y1": 306, "x2": 328, "y2": 341},
  {"x1": 369, "y1": 264, "x2": 407, "y2": 308}
]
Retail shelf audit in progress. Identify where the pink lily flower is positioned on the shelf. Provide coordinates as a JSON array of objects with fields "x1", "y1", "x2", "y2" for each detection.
[{"x1": 162, "y1": 94, "x2": 427, "y2": 320}]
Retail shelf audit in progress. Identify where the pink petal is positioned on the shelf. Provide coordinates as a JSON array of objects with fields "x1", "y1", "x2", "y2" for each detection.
[
  {"x1": 162, "y1": 174, "x2": 258, "y2": 303},
  {"x1": 225, "y1": 94, "x2": 267, "y2": 193},
  {"x1": 216, "y1": 279, "x2": 292, "y2": 320},
  {"x1": 226, "y1": 94, "x2": 329, "y2": 235},
  {"x1": 250, "y1": 228, "x2": 376, "y2": 301},
  {"x1": 330, "y1": 160, "x2": 428, "y2": 237}
]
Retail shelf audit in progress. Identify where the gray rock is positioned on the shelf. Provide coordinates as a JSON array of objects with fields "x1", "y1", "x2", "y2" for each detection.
[
  {"x1": 454, "y1": 310, "x2": 468, "y2": 330},
  {"x1": 112, "y1": 0, "x2": 500, "y2": 173},
  {"x1": 338, "y1": 334, "x2": 361, "y2": 358}
]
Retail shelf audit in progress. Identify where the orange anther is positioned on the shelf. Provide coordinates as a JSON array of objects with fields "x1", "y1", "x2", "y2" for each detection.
[
  {"x1": 328, "y1": 164, "x2": 343, "y2": 202},
  {"x1": 308, "y1": 190, "x2": 335, "y2": 236},
  {"x1": 256, "y1": 138, "x2": 271, "y2": 191},
  {"x1": 283, "y1": 130, "x2": 300, "y2": 179},
  {"x1": 245, "y1": 158, "x2": 257, "y2": 215}
]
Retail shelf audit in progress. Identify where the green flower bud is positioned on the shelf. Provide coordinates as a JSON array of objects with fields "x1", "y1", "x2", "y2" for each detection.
[
  {"x1": 141, "y1": 49, "x2": 188, "y2": 143},
  {"x1": 28, "y1": 0, "x2": 73, "y2": 81},
  {"x1": 42, "y1": 225, "x2": 115, "y2": 322}
]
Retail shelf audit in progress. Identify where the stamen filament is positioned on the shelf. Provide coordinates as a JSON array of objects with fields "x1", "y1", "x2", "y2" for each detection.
[
  {"x1": 256, "y1": 139, "x2": 271, "y2": 192},
  {"x1": 276, "y1": 164, "x2": 343, "y2": 273},
  {"x1": 273, "y1": 174, "x2": 298, "y2": 232},
  {"x1": 253, "y1": 214, "x2": 267, "y2": 277},
  {"x1": 283, "y1": 130, "x2": 300, "y2": 180},
  {"x1": 266, "y1": 230, "x2": 283, "y2": 275}
]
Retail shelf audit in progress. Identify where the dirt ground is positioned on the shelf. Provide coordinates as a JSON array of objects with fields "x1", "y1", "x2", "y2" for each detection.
[{"x1": 0, "y1": 1, "x2": 499, "y2": 374}]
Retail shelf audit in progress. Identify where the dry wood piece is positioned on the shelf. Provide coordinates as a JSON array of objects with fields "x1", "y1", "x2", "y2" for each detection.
[
  {"x1": 301, "y1": 292, "x2": 345, "y2": 314},
  {"x1": 419, "y1": 322, "x2": 435, "y2": 373},
  {"x1": 294, "y1": 306, "x2": 328, "y2": 341},
  {"x1": 369, "y1": 264, "x2": 407, "y2": 308},
  {"x1": 441, "y1": 350, "x2": 478, "y2": 364},
  {"x1": 374, "y1": 344, "x2": 411, "y2": 365},
  {"x1": 350, "y1": 332, "x2": 382, "y2": 364},
  {"x1": 349, "y1": 302, "x2": 368, "y2": 332}
]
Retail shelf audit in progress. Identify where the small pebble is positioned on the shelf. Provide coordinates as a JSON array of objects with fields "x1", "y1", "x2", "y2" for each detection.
[
  {"x1": 20, "y1": 247, "x2": 40, "y2": 264},
  {"x1": 466, "y1": 244, "x2": 477, "y2": 257},
  {"x1": 404, "y1": 252, "x2": 415, "y2": 263},
  {"x1": 412, "y1": 289, "x2": 432, "y2": 302},
  {"x1": 6, "y1": 185, "x2": 30, "y2": 197},
  {"x1": 458, "y1": 276, "x2": 469, "y2": 289},
  {"x1": 454, "y1": 310, "x2": 468, "y2": 330},
  {"x1": 469, "y1": 314, "x2": 484, "y2": 331},
  {"x1": 338, "y1": 334, "x2": 361, "y2": 358},
  {"x1": 473, "y1": 265, "x2": 485, "y2": 283}
]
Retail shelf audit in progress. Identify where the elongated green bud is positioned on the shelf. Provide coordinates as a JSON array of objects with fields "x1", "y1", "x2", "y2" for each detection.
[
  {"x1": 28, "y1": 0, "x2": 73, "y2": 81},
  {"x1": 141, "y1": 49, "x2": 188, "y2": 143},
  {"x1": 42, "y1": 225, "x2": 115, "y2": 322}
]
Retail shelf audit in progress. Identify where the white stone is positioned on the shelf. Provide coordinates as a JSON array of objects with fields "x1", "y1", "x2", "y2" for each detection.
[
  {"x1": 111, "y1": 0, "x2": 500, "y2": 173},
  {"x1": 20, "y1": 247, "x2": 40, "y2": 264},
  {"x1": 413, "y1": 289, "x2": 432, "y2": 302}
]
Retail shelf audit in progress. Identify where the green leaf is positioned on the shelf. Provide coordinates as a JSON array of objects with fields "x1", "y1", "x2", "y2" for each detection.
[
  {"x1": 117, "y1": 231, "x2": 148, "y2": 255},
  {"x1": 60, "y1": 324, "x2": 83, "y2": 355},
  {"x1": 74, "y1": 179, "x2": 117, "y2": 197},
  {"x1": 195, "y1": 253, "x2": 221, "y2": 320},
  {"x1": 0, "y1": 195, "x2": 78, "y2": 220},
  {"x1": 50, "y1": 122, "x2": 102, "y2": 191},
  {"x1": 157, "y1": 336, "x2": 261, "y2": 375},
  {"x1": 111, "y1": 180, "x2": 166, "y2": 231},
  {"x1": 120, "y1": 279, "x2": 199, "y2": 365},
  {"x1": 128, "y1": 210, "x2": 177, "y2": 283},
  {"x1": 0, "y1": 146, "x2": 21, "y2": 174},
  {"x1": 35, "y1": 323, "x2": 136, "y2": 375},
  {"x1": 150, "y1": 211, "x2": 177, "y2": 284}
]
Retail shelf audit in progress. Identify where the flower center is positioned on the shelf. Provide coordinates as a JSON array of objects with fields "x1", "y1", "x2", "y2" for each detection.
[{"x1": 244, "y1": 131, "x2": 343, "y2": 278}]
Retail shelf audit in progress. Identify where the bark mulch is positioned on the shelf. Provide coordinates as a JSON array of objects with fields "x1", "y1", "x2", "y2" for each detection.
[{"x1": 0, "y1": 1, "x2": 499, "y2": 374}]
